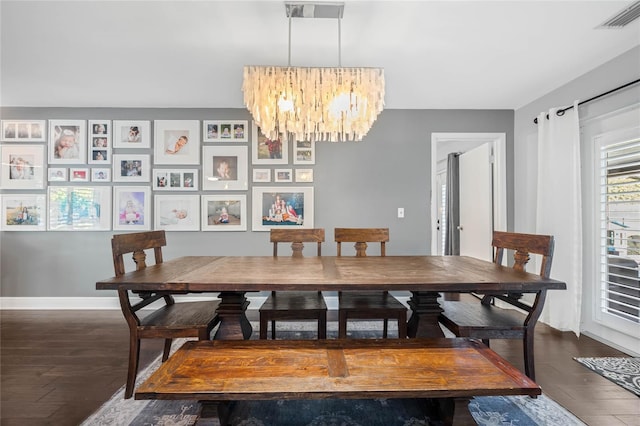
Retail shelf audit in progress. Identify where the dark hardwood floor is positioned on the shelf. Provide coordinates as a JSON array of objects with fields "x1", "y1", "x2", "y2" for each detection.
[{"x1": 1, "y1": 309, "x2": 638, "y2": 426}]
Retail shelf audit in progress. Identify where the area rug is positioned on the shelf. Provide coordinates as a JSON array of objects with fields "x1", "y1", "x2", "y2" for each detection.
[
  {"x1": 82, "y1": 323, "x2": 586, "y2": 425},
  {"x1": 574, "y1": 357, "x2": 640, "y2": 397}
]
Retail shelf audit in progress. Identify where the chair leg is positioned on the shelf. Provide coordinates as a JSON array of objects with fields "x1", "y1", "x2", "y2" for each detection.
[
  {"x1": 482, "y1": 338, "x2": 490, "y2": 347},
  {"x1": 524, "y1": 331, "x2": 536, "y2": 381},
  {"x1": 271, "y1": 320, "x2": 276, "y2": 340},
  {"x1": 398, "y1": 312, "x2": 408, "y2": 338},
  {"x1": 338, "y1": 311, "x2": 348, "y2": 339},
  {"x1": 125, "y1": 336, "x2": 141, "y2": 399},
  {"x1": 318, "y1": 312, "x2": 327, "y2": 339},
  {"x1": 259, "y1": 314, "x2": 268, "y2": 339},
  {"x1": 162, "y1": 338, "x2": 172, "y2": 362},
  {"x1": 383, "y1": 319, "x2": 388, "y2": 338}
]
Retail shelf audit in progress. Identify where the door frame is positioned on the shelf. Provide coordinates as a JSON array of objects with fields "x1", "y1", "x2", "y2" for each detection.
[{"x1": 430, "y1": 132, "x2": 507, "y2": 255}]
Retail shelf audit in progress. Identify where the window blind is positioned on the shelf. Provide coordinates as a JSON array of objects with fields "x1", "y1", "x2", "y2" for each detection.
[{"x1": 599, "y1": 136, "x2": 640, "y2": 323}]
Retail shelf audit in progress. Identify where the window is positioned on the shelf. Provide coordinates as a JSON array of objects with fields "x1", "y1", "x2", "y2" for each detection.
[{"x1": 597, "y1": 134, "x2": 640, "y2": 324}]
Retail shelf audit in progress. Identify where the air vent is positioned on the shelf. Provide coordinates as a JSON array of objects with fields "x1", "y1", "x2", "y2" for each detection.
[{"x1": 598, "y1": 1, "x2": 640, "y2": 28}]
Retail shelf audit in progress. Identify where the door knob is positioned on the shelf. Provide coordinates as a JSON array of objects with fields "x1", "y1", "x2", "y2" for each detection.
[{"x1": 457, "y1": 225, "x2": 463, "y2": 231}]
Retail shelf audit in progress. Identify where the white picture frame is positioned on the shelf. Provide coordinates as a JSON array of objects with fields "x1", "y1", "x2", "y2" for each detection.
[
  {"x1": 201, "y1": 194, "x2": 247, "y2": 231},
  {"x1": 252, "y1": 121, "x2": 288, "y2": 165},
  {"x1": 91, "y1": 168, "x2": 111, "y2": 182},
  {"x1": 88, "y1": 119, "x2": 111, "y2": 165},
  {"x1": 274, "y1": 168, "x2": 293, "y2": 183},
  {"x1": 154, "y1": 194, "x2": 200, "y2": 231},
  {"x1": 112, "y1": 154, "x2": 151, "y2": 182},
  {"x1": 48, "y1": 167, "x2": 68, "y2": 182},
  {"x1": 1, "y1": 193, "x2": 47, "y2": 231},
  {"x1": 112, "y1": 120, "x2": 151, "y2": 148},
  {"x1": 48, "y1": 119, "x2": 86, "y2": 164},
  {"x1": 202, "y1": 145, "x2": 248, "y2": 191},
  {"x1": 293, "y1": 139, "x2": 316, "y2": 165},
  {"x1": 113, "y1": 186, "x2": 151, "y2": 231},
  {"x1": 251, "y1": 186, "x2": 313, "y2": 231},
  {"x1": 1, "y1": 120, "x2": 46, "y2": 142},
  {"x1": 69, "y1": 168, "x2": 90, "y2": 182},
  {"x1": 295, "y1": 168, "x2": 314, "y2": 183},
  {"x1": 203, "y1": 120, "x2": 249, "y2": 142},
  {"x1": 252, "y1": 168, "x2": 271, "y2": 183},
  {"x1": 0, "y1": 144, "x2": 45, "y2": 189},
  {"x1": 153, "y1": 169, "x2": 198, "y2": 191},
  {"x1": 154, "y1": 120, "x2": 201, "y2": 165},
  {"x1": 48, "y1": 186, "x2": 112, "y2": 231}
]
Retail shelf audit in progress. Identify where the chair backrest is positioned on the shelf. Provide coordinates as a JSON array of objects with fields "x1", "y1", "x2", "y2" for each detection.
[
  {"x1": 112, "y1": 230, "x2": 167, "y2": 276},
  {"x1": 492, "y1": 231, "x2": 554, "y2": 278},
  {"x1": 270, "y1": 228, "x2": 325, "y2": 258},
  {"x1": 334, "y1": 228, "x2": 389, "y2": 257}
]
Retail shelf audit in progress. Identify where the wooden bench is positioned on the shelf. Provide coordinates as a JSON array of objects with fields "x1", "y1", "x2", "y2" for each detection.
[{"x1": 135, "y1": 338, "x2": 540, "y2": 425}]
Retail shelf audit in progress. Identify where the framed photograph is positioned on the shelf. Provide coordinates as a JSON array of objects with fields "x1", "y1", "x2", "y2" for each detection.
[
  {"x1": 251, "y1": 186, "x2": 313, "y2": 231},
  {"x1": 252, "y1": 121, "x2": 288, "y2": 165},
  {"x1": 154, "y1": 194, "x2": 200, "y2": 231},
  {"x1": 154, "y1": 120, "x2": 200, "y2": 165},
  {"x1": 252, "y1": 168, "x2": 271, "y2": 183},
  {"x1": 1, "y1": 194, "x2": 46, "y2": 231},
  {"x1": 0, "y1": 144, "x2": 45, "y2": 189},
  {"x1": 274, "y1": 168, "x2": 293, "y2": 183},
  {"x1": 88, "y1": 119, "x2": 111, "y2": 165},
  {"x1": 295, "y1": 168, "x2": 314, "y2": 183},
  {"x1": 202, "y1": 194, "x2": 247, "y2": 231},
  {"x1": 203, "y1": 120, "x2": 249, "y2": 142},
  {"x1": 48, "y1": 167, "x2": 68, "y2": 182},
  {"x1": 113, "y1": 120, "x2": 151, "y2": 148},
  {"x1": 112, "y1": 154, "x2": 150, "y2": 182},
  {"x1": 293, "y1": 139, "x2": 316, "y2": 165},
  {"x1": 91, "y1": 168, "x2": 111, "y2": 182},
  {"x1": 1, "y1": 120, "x2": 46, "y2": 142},
  {"x1": 153, "y1": 169, "x2": 198, "y2": 191},
  {"x1": 48, "y1": 120, "x2": 86, "y2": 164},
  {"x1": 48, "y1": 186, "x2": 111, "y2": 231},
  {"x1": 202, "y1": 145, "x2": 248, "y2": 191},
  {"x1": 69, "y1": 168, "x2": 89, "y2": 182},
  {"x1": 113, "y1": 186, "x2": 151, "y2": 231}
]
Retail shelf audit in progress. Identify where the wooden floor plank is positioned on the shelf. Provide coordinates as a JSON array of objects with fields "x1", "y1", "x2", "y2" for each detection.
[{"x1": 1, "y1": 308, "x2": 637, "y2": 426}]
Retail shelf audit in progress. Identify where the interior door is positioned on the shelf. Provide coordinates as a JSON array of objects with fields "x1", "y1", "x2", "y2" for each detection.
[{"x1": 459, "y1": 143, "x2": 493, "y2": 261}]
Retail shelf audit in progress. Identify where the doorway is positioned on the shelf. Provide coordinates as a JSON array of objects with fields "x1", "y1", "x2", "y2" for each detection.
[{"x1": 431, "y1": 133, "x2": 507, "y2": 256}]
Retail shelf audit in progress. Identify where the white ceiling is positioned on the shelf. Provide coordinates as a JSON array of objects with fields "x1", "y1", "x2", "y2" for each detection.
[{"x1": 1, "y1": 0, "x2": 639, "y2": 110}]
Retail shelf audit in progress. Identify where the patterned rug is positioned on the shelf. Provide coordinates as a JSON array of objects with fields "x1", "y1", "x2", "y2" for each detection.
[
  {"x1": 574, "y1": 357, "x2": 640, "y2": 397},
  {"x1": 82, "y1": 323, "x2": 586, "y2": 425}
]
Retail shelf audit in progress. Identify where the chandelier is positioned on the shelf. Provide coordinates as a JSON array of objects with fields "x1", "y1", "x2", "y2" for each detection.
[{"x1": 242, "y1": 2, "x2": 385, "y2": 142}]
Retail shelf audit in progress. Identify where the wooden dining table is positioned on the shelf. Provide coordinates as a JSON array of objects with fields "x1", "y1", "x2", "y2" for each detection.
[{"x1": 96, "y1": 255, "x2": 566, "y2": 340}]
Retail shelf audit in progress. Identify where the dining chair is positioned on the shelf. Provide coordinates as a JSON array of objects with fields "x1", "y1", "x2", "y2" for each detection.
[
  {"x1": 335, "y1": 227, "x2": 408, "y2": 339},
  {"x1": 438, "y1": 230, "x2": 555, "y2": 381},
  {"x1": 112, "y1": 230, "x2": 220, "y2": 399},
  {"x1": 258, "y1": 228, "x2": 328, "y2": 339}
]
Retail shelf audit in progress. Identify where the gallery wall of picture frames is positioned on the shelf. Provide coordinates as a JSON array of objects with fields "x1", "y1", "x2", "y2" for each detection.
[{"x1": 0, "y1": 118, "x2": 316, "y2": 232}]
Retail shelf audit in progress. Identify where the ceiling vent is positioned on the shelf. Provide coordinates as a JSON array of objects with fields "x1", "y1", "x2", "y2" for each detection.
[{"x1": 598, "y1": 1, "x2": 640, "y2": 28}]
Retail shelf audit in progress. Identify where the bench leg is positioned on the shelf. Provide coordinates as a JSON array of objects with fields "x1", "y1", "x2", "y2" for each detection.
[
  {"x1": 425, "y1": 397, "x2": 475, "y2": 426},
  {"x1": 197, "y1": 401, "x2": 231, "y2": 426}
]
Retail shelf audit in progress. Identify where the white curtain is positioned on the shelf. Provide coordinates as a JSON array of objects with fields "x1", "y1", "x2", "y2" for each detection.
[{"x1": 536, "y1": 101, "x2": 583, "y2": 336}]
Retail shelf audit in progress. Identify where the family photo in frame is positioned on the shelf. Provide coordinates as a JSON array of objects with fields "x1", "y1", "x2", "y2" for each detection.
[
  {"x1": 0, "y1": 144, "x2": 45, "y2": 189},
  {"x1": 251, "y1": 186, "x2": 313, "y2": 231},
  {"x1": 0, "y1": 194, "x2": 46, "y2": 231}
]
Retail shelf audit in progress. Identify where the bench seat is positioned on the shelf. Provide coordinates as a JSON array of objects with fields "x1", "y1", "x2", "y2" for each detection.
[{"x1": 136, "y1": 338, "x2": 540, "y2": 425}]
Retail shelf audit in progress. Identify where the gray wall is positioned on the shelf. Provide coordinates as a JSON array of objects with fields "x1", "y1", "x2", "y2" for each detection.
[{"x1": 0, "y1": 107, "x2": 514, "y2": 297}]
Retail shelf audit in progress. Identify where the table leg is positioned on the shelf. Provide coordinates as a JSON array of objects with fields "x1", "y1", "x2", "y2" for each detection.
[
  {"x1": 407, "y1": 291, "x2": 445, "y2": 338},
  {"x1": 213, "y1": 291, "x2": 252, "y2": 340}
]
